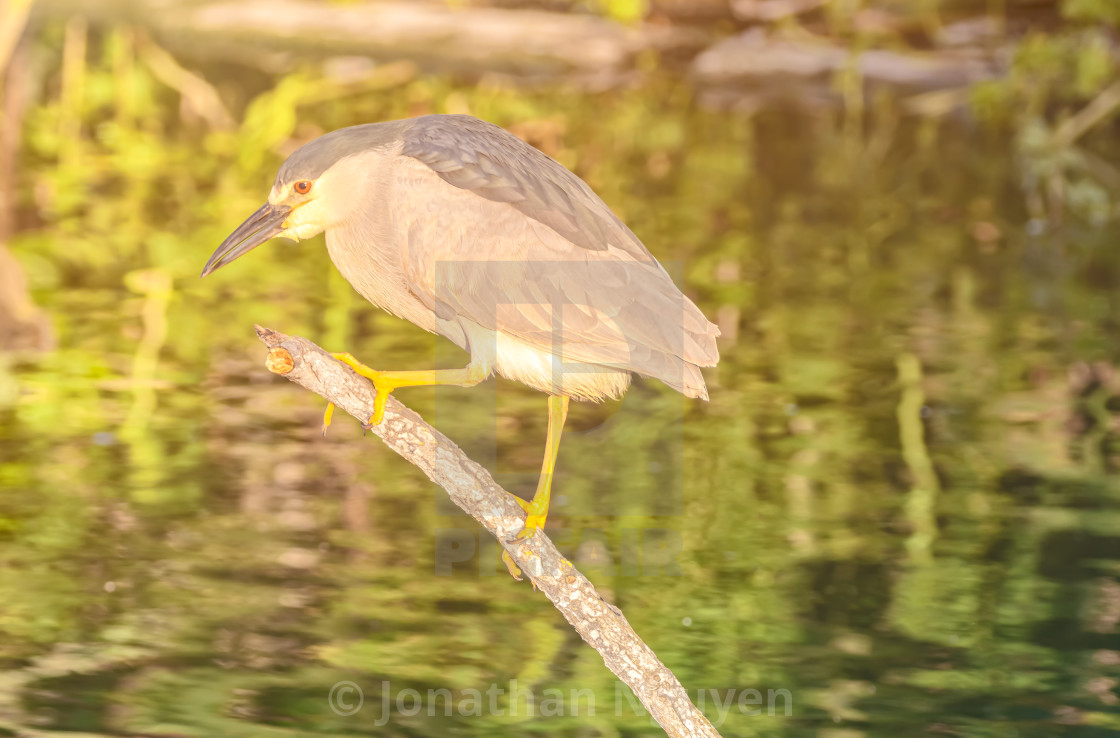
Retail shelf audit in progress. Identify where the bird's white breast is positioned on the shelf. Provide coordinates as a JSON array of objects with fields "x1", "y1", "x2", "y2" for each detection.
[{"x1": 460, "y1": 319, "x2": 630, "y2": 402}]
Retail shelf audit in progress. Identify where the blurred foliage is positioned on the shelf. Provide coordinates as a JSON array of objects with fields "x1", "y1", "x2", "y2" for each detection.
[
  {"x1": 2, "y1": 3, "x2": 1120, "y2": 737},
  {"x1": 966, "y1": 0, "x2": 1120, "y2": 224},
  {"x1": 1063, "y1": 0, "x2": 1120, "y2": 26}
]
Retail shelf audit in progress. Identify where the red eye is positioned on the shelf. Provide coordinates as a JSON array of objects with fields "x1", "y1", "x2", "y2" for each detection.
[{"x1": 294, "y1": 181, "x2": 312, "y2": 194}]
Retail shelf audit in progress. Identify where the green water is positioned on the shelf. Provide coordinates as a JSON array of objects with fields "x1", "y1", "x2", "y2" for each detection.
[{"x1": 3, "y1": 63, "x2": 1120, "y2": 736}]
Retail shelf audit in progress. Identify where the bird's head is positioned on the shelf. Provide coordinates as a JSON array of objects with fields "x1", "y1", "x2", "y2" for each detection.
[{"x1": 201, "y1": 122, "x2": 407, "y2": 277}]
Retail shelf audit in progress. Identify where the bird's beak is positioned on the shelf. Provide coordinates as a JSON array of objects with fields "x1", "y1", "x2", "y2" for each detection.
[{"x1": 201, "y1": 202, "x2": 292, "y2": 277}]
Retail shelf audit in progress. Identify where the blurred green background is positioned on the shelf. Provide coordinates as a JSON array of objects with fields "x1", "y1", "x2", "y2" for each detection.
[{"x1": 2, "y1": 0, "x2": 1120, "y2": 735}]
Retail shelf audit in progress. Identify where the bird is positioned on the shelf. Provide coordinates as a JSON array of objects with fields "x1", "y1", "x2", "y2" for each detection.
[{"x1": 202, "y1": 114, "x2": 719, "y2": 579}]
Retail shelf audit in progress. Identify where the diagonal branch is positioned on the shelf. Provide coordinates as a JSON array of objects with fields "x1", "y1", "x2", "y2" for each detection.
[{"x1": 254, "y1": 325, "x2": 721, "y2": 738}]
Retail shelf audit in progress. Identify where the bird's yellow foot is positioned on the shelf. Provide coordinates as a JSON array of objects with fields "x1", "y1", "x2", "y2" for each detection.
[
  {"x1": 330, "y1": 352, "x2": 394, "y2": 427},
  {"x1": 513, "y1": 493, "x2": 548, "y2": 541},
  {"x1": 328, "y1": 354, "x2": 487, "y2": 430},
  {"x1": 501, "y1": 549, "x2": 523, "y2": 580},
  {"x1": 498, "y1": 496, "x2": 535, "y2": 580},
  {"x1": 321, "y1": 401, "x2": 370, "y2": 437},
  {"x1": 498, "y1": 493, "x2": 548, "y2": 582},
  {"x1": 501, "y1": 545, "x2": 543, "y2": 589}
]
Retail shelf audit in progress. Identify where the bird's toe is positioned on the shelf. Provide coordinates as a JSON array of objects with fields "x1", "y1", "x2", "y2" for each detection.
[{"x1": 501, "y1": 549, "x2": 524, "y2": 581}]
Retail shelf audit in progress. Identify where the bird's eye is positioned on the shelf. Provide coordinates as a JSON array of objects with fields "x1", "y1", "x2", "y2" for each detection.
[{"x1": 294, "y1": 180, "x2": 312, "y2": 195}]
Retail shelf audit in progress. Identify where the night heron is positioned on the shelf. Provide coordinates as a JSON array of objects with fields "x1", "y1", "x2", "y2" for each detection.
[{"x1": 203, "y1": 114, "x2": 720, "y2": 577}]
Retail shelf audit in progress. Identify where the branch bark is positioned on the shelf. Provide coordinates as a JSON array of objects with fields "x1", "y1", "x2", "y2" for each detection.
[
  {"x1": 33, "y1": 0, "x2": 704, "y2": 84},
  {"x1": 254, "y1": 325, "x2": 721, "y2": 738}
]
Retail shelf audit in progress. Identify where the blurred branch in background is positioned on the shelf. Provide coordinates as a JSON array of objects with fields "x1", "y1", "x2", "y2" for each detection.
[
  {"x1": 1052, "y1": 79, "x2": 1120, "y2": 151},
  {"x1": 0, "y1": 0, "x2": 32, "y2": 74},
  {"x1": 31, "y1": 0, "x2": 699, "y2": 84},
  {"x1": 119, "y1": 269, "x2": 172, "y2": 439},
  {"x1": 136, "y1": 33, "x2": 234, "y2": 130},
  {"x1": 0, "y1": 0, "x2": 52, "y2": 352},
  {"x1": 896, "y1": 353, "x2": 940, "y2": 563},
  {"x1": 0, "y1": 0, "x2": 32, "y2": 236},
  {"x1": 256, "y1": 326, "x2": 722, "y2": 738}
]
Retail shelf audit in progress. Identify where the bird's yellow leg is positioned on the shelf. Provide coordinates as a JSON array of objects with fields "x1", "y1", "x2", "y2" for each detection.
[
  {"x1": 330, "y1": 353, "x2": 486, "y2": 428},
  {"x1": 502, "y1": 394, "x2": 570, "y2": 580},
  {"x1": 519, "y1": 394, "x2": 569, "y2": 538}
]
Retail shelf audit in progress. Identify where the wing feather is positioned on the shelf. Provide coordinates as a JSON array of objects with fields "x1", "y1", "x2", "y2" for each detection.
[
  {"x1": 394, "y1": 116, "x2": 719, "y2": 398},
  {"x1": 401, "y1": 114, "x2": 643, "y2": 257}
]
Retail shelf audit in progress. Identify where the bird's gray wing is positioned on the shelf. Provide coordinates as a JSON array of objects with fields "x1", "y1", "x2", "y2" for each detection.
[
  {"x1": 392, "y1": 130, "x2": 720, "y2": 398},
  {"x1": 400, "y1": 114, "x2": 656, "y2": 261}
]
